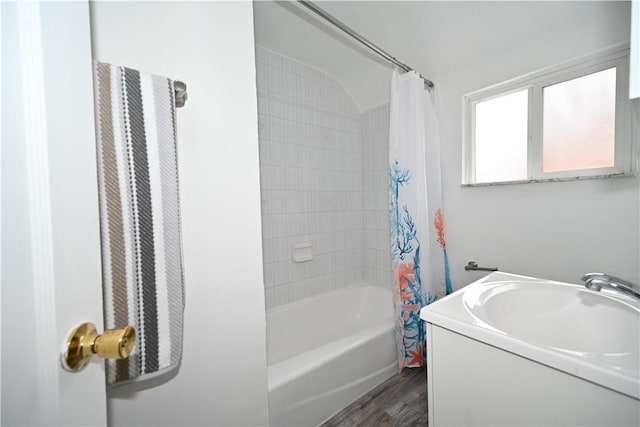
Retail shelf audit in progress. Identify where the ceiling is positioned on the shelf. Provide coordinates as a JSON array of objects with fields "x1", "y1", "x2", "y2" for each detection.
[{"x1": 253, "y1": 1, "x2": 631, "y2": 111}]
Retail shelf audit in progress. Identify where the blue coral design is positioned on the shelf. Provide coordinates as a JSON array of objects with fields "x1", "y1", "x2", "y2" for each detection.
[{"x1": 389, "y1": 161, "x2": 438, "y2": 368}]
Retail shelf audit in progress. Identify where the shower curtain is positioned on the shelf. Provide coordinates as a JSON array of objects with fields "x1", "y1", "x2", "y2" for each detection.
[{"x1": 389, "y1": 69, "x2": 452, "y2": 371}]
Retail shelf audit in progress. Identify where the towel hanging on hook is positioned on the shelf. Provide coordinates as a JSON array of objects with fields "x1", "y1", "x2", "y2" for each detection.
[{"x1": 94, "y1": 61, "x2": 185, "y2": 386}]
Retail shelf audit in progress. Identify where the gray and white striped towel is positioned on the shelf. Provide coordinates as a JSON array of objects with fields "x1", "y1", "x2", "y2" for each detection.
[{"x1": 94, "y1": 61, "x2": 184, "y2": 386}]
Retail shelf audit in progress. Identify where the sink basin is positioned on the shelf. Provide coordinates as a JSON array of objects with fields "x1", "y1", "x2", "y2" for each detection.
[
  {"x1": 421, "y1": 272, "x2": 640, "y2": 399},
  {"x1": 462, "y1": 280, "x2": 640, "y2": 369}
]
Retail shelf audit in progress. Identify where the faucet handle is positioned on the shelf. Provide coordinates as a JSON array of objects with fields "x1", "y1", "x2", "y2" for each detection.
[
  {"x1": 580, "y1": 273, "x2": 636, "y2": 292},
  {"x1": 581, "y1": 272, "x2": 607, "y2": 282},
  {"x1": 601, "y1": 274, "x2": 638, "y2": 290}
]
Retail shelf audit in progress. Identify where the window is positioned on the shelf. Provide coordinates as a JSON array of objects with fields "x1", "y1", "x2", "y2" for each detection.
[
  {"x1": 475, "y1": 89, "x2": 528, "y2": 183},
  {"x1": 463, "y1": 45, "x2": 636, "y2": 185}
]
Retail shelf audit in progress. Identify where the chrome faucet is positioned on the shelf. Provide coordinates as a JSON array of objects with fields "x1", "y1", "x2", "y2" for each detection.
[{"x1": 581, "y1": 272, "x2": 640, "y2": 300}]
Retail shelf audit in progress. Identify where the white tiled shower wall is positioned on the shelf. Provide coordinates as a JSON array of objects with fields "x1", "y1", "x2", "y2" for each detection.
[
  {"x1": 256, "y1": 46, "x2": 365, "y2": 309},
  {"x1": 362, "y1": 105, "x2": 392, "y2": 290}
]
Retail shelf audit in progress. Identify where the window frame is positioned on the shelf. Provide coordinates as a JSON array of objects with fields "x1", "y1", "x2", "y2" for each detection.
[{"x1": 462, "y1": 44, "x2": 636, "y2": 186}]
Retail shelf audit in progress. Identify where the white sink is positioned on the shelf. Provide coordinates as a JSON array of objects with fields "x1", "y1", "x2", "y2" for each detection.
[
  {"x1": 462, "y1": 279, "x2": 640, "y2": 370},
  {"x1": 421, "y1": 272, "x2": 640, "y2": 400}
]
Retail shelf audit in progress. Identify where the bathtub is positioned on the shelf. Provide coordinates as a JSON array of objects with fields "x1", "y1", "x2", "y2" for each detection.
[
  {"x1": 420, "y1": 272, "x2": 640, "y2": 426},
  {"x1": 267, "y1": 285, "x2": 396, "y2": 427}
]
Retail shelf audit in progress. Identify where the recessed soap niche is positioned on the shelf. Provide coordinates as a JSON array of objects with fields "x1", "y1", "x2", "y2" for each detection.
[{"x1": 292, "y1": 241, "x2": 313, "y2": 263}]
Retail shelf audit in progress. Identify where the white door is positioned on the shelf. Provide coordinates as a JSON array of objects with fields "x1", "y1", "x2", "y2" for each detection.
[{"x1": 2, "y1": 1, "x2": 108, "y2": 425}]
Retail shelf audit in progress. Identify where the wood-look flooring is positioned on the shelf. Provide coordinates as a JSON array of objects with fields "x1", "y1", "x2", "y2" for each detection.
[{"x1": 320, "y1": 367, "x2": 428, "y2": 427}]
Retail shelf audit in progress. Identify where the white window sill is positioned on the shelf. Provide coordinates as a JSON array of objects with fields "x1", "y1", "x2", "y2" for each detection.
[{"x1": 462, "y1": 172, "x2": 635, "y2": 187}]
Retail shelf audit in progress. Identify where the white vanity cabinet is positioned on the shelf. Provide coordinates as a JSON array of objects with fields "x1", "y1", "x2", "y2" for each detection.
[
  {"x1": 420, "y1": 272, "x2": 640, "y2": 426},
  {"x1": 425, "y1": 324, "x2": 639, "y2": 426}
]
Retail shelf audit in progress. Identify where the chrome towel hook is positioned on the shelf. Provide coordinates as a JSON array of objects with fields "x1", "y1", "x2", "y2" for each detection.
[{"x1": 174, "y1": 80, "x2": 187, "y2": 108}]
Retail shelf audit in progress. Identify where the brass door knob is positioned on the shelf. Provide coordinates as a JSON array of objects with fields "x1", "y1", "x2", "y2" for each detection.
[{"x1": 62, "y1": 322, "x2": 135, "y2": 372}]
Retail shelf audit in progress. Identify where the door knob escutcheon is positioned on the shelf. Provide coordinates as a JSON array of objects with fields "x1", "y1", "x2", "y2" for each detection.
[{"x1": 62, "y1": 322, "x2": 135, "y2": 372}]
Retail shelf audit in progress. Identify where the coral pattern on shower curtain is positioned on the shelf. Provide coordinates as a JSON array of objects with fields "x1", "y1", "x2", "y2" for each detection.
[
  {"x1": 388, "y1": 69, "x2": 452, "y2": 371},
  {"x1": 435, "y1": 208, "x2": 453, "y2": 295},
  {"x1": 389, "y1": 163, "x2": 438, "y2": 369}
]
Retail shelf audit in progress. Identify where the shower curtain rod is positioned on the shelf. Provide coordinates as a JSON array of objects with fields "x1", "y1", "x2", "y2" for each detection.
[{"x1": 296, "y1": 0, "x2": 435, "y2": 90}]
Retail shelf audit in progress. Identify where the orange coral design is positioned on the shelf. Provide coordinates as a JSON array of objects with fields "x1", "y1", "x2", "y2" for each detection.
[
  {"x1": 397, "y1": 263, "x2": 415, "y2": 301},
  {"x1": 434, "y1": 208, "x2": 446, "y2": 249},
  {"x1": 407, "y1": 345, "x2": 424, "y2": 366},
  {"x1": 403, "y1": 303, "x2": 420, "y2": 312}
]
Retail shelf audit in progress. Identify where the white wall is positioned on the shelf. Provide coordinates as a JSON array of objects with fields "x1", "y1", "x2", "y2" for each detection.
[
  {"x1": 431, "y1": 3, "x2": 640, "y2": 287},
  {"x1": 90, "y1": 2, "x2": 270, "y2": 426}
]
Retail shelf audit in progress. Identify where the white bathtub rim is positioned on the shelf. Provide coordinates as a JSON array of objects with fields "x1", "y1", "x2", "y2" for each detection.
[
  {"x1": 267, "y1": 283, "x2": 393, "y2": 365},
  {"x1": 268, "y1": 318, "x2": 394, "y2": 392},
  {"x1": 266, "y1": 282, "x2": 385, "y2": 315}
]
